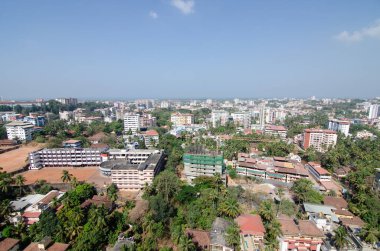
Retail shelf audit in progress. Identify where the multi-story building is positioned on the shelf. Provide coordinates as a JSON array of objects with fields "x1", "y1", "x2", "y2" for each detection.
[
  {"x1": 235, "y1": 214, "x2": 265, "y2": 250},
  {"x1": 368, "y1": 104, "x2": 379, "y2": 119},
  {"x1": 278, "y1": 218, "x2": 324, "y2": 251},
  {"x1": 124, "y1": 113, "x2": 140, "y2": 133},
  {"x1": 23, "y1": 114, "x2": 46, "y2": 127},
  {"x1": 55, "y1": 98, "x2": 78, "y2": 106},
  {"x1": 59, "y1": 111, "x2": 73, "y2": 121},
  {"x1": 100, "y1": 151, "x2": 165, "y2": 190},
  {"x1": 29, "y1": 147, "x2": 106, "y2": 169},
  {"x1": 264, "y1": 125, "x2": 287, "y2": 140},
  {"x1": 231, "y1": 112, "x2": 251, "y2": 128},
  {"x1": 306, "y1": 162, "x2": 331, "y2": 182},
  {"x1": 183, "y1": 146, "x2": 225, "y2": 184},
  {"x1": 5, "y1": 121, "x2": 34, "y2": 141},
  {"x1": 141, "y1": 130, "x2": 159, "y2": 148},
  {"x1": 303, "y1": 129, "x2": 337, "y2": 153},
  {"x1": 170, "y1": 112, "x2": 194, "y2": 126},
  {"x1": 328, "y1": 119, "x2": 350, "y2": 137},
  {"x1": 211, "y1": 110, "x2": 229, "y2": 127},
  {"x1": 139, "y1": 113, "x2": 156, "y2": 129}
]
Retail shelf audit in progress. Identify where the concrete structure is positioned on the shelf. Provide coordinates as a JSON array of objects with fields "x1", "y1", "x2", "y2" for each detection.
[
  {"x1": 124, "y1": 113, "x2": 140, "y2": 133},
  {"x1": 231, "y1": 112, "x2": 251, "y2": 128},
  {"x1": 62, "y1": 139, "x2": 82, "y2": 148},
  {"x1": 59, "y1": 111, "x2": 73, "y2": 121},
  {"x1": 5, "y1": 121, "x2": 34, "y2": 141},
  {"x1": 278, "y1": 218, "x2": 324, "y2": 251},
  {"x1": 183, "y1": 146, "x2": 225, "y2": 184},
  {"x1": 235, "y1": 214, "x2": 265, "y2": 251},
  {"x1": 303, "y1": 129, "x2": 337, "y2": 153},
  {"x1": 328, "y1": 119, "x2": 350, "y2": 137},
  {"x1": 100, "y1": 151, "x2": 165, "y2": 190},
  {"x1": 29, "y1": 147, "x2": 106, "y2": 169},
  {"x1": 368, "y1": 104, "x2": 379, "y2": 119},
  {"x1": 141, "y1": 130, "x2": 159, "y2": 148},
  {"x1": 306, "y1": 162, "x2": 331, "y2": 182},
  {"x1": 56, "y1": 97, "x2": 78, "y2": 106},
  {"x1": 170, "y1": 112, "x2": 194, "y2": 126},
  {"x1": 210, "y1": 217, "x2": 234, "y2": 251},
  {"x1": 264, "y1": 125, "x2": 287, "y2": 140},
  {"x1": 211, "y1": 110, "x2": 229, "y2": 127}
]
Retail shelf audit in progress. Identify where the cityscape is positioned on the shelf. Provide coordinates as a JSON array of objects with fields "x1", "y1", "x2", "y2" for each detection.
[{"x1": 1, "y1": 1, "x2": 380, "y2": 251}]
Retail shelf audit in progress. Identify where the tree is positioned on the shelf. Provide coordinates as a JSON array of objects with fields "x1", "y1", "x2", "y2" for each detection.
[
  {"x1": 225, "y1": 223, "x2": 241, "y2": 250},
  {"x1": 291, "y1": 178, "x2": 323, "y2": 204},
  {"x1": 258, "y1": 200, "x2": 275, "y2": 222},
  {"x1": 360, "y1": 224, "x2": 380, "y2": 245},
  {"x1": 218, "y1": 198, "x2": 241, "y2": 218},
  {"x1": 179, "y1": 235, "x2": 196, "y2": 251},
  {"x1": 333, "y1": 226, "x2": 349, "y2": 250},
  {"x1": 153, "y1": 170, "x2": 180, "y2": 203},
  {"x1": 61, "y1": 170, "x2": 72, "y2": 183},
  {"x1": 106, "y1": 183, "x2": 118, "y2": 202},
  {"x1": 15, "y1": 174, "x2": 26, "y2": 196}
]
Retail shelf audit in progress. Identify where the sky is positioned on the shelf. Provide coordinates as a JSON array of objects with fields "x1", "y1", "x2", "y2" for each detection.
[{"x1": 0, "y1": 0, "x2": 380, "y2": 100}]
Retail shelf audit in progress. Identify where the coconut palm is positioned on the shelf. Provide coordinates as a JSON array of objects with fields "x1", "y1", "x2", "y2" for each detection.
[
  {"x1": 360, "y1": 224, "x2": 380, "y2": 245},
  {"x1": 106, "y1": 183, "x2": 118, "y2": 202},
  {"x1": 218, "y1": 198, "x2": 241, "y2": 218},
  {"x1": 70, "y1": 176, "x2": 78, "y2": 188},
  {"x1": 225, "y1": 223, "x2": 241, "y2": 249},
  {"x1": 15, "y1": 175, "x2": 26, "y2": 196},
  {"x1": 179, "y1": 235, "x2": 196, "y2": 251},
  {"x1": 276, "y1": 187, "x2": 284, "y2": 216},
  {"x1": 259, "y1": 200, "x2": 275, "y2": 222},
  {"x1": 61, "y1": 170, "x2": 72, "y2": 183},
  {"x1": 333, "y1": 226, "x2": 349, "y2": 250}
]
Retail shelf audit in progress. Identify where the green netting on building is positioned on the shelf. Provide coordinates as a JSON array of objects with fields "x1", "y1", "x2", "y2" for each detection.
[
  {"x1": 183, "y1": 154, "x2": 224, "y2": 165},
  {"x1": 247, "y1": 169, "x2": 265, "y2": 175},
  {"x1": 266, "y1": 172, "x2": 285, "y2": 178}
]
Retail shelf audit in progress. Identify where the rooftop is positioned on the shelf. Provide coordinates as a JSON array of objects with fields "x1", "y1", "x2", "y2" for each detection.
[
  {"x1": 0, "y1": 238, "x2": 20, "y2": 251},
  {"x1": 278, "y1": 219, "x2": 324, "y2": 238},
  {"x1": 323, "y1": 196, "x2": 348, "y2": 209},
  {"x1": 101, "y1": 152, "x2": 164, "y2": 171},
  {"x1": 235, "y1": 214, "x2": 266, "y2": 236},
  {"x1": 185, "y1": 229, "x2": 211, "y2": 248},
  {"x1": 210, "y1": 217, "x2": 232, "y2": 248}
]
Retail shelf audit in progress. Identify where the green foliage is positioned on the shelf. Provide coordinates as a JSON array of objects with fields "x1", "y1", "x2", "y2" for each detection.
[
  {"x1": 259, "y1": 141, "x2": 294, "y2": 157},
  {"x1": 210, "y1": 121, "x2": 236, "y2": 135},
  {"x1": 222, "y1": 139, "x2": 249, "y2": 160},
  {"x1": 44, "y1": 120, "x2": 67, "y2": 136},
  {"x1": 34, "y1": 180, "x2": 53, "y2": 194},
  {"x1": 151, "y1": 109, "x2": 172, "y2": 127},
  {"x1": 258, "y1": 200, "x2": 281, "y2": 250},
  {"x1": 291, "y1": 178, "x2": 323, "y2": 204},
  {"x1": 333, "y1": 226, "x2": 349, "y2": 250},
  {"x1": 0, "y1": 125, "x2": 7, "y2": 139}
]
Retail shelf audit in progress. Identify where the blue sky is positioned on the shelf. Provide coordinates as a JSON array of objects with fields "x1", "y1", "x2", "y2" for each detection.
[{"x1": 0, "y1": 0, "x2": 380, "y2": 100}]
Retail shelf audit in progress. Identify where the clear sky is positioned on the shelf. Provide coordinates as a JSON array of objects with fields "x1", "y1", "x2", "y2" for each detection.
[{"x1": 1, "y1": 0, "x2": 380, "y2": 100}]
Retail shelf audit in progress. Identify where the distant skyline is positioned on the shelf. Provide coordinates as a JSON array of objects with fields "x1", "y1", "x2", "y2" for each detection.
[{"x1": 1, "y1": 0, "x2": 380, "y2": 99}]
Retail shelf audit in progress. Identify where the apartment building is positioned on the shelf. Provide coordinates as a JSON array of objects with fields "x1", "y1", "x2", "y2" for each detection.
[
  {"x1": 141, "y1": 130, "x2": 159, "y2": 148},
  {"x1": 5, "y1": 121, "x2": 34, "y2": 141},
  {"x1": 56, "y1": 97, "x2": 78, "y2": 106},
  {"x1": 170, "y1": 112, "x2": 194, "y2": 126},
  {"x1": 183, "y1": 146, "x2": 225, "y2": 184},
  {"x1": 264, "y1": 125, "x2": 288, "y2": 140},
  {"x1": 211, "y1": 110, "x2": 229, "y2": 127},
  {"x1": 124, "y1": 113, "x2": 140, "y2": 133},
  {"x1": 231, "y1": 112, "x2": 251, "y2": 129},
  {"x1": 29, "y1": 147, "x2": 106, "y2": 169},
  {"x1": 139, "y1": 113, "x2": 156, "y2": 129},
  {"x1": 100, "y1": 151, "x2": 165, "y2": 190},
  {"x1": 303, "y1": 129, "x2": 337, "y2": 153},
  {"x1": 235, "y1": 214, "x2": 265, "y2": 251},
  {"x1": 328, "y1": 119, "x2": 350, "y2": 137},
  {"x1": 368, "y1": 104, "x2": 379, "y2": 119}
]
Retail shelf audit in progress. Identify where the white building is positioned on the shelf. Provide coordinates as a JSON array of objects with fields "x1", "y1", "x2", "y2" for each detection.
[
  {"x1": 303, "y1": 129, "x2": 337, "y2": 153},
  {"x1": 211, "y1": 110, "x2": 229, "y2": 127},
  {"x1": 306, "y1": 162, "x2": 332, "y2": 182},
  {"x1": 328, "y1": 119, "x2": 350, "y2": 137},
  {"x1": 231, "y1": 112, "x2": 251, "y2": 128},
  {"x1": 368, "y1": 104, "x2": 379, "y2": 119},
  {"x1": 5, "y1": 121, "x2": 34, "y2": 141},
  {"x1": 170, "y1": 112, "x2": 194, "y2": 126},
  {"x1": 264, "y1": 125, "x2": 288, "y2": 140},
  {"x1": 124, "y1": 113, "x2": 140, "y2": 133}
]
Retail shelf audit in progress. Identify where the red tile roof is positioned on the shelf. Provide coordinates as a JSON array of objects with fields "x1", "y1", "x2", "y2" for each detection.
[
  {"x1": 22, "y1": 211, "x2": 41, "y2": 218},
  {"x1": 0, "y1": 238, "x2": 20, "y2": 251},
  {"x1": 265, "y1": 125, "x2": 287, "y2": 131},
  {"x1": 185, "y1": 229, "x2": 211, "y2": 248},
  {"x1": 323, "y1": 196, "x2": 348, "y2": 209},
  {"x1": 340, "y1": 216, "x2": 365, "y2": 228},
  {"x1": 235, "y1": 214, "x2": 266, "y2": 236},
  {"x1": 145, "y1": 130, "x2": 159, "y2": 136},
  {"x1": 47, "y1": 243, "x2": 70, "y2": 251}
]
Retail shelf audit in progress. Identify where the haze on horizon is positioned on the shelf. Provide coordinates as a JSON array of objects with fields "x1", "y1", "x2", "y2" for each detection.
[{"x1": 0, "y1": 0, "x2": 380, "y2": 100}]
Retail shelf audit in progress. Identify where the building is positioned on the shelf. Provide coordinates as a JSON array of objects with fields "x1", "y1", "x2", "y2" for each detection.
[
  {"x1": 209, "y1": 217, "x2": 234, "y2": 251},
  {"x1": 59, "y1": 111, "x2": 73, "y2": 121},
  {"x1": 99, "y1": 151, "x2": 165, "y2": 190},
  {"x1": 24, "y1": 115, "x2": 46, "y2": 127},
  {"x1": 62, "y1": 139, "x2": 82, "y2": 148},
  {"x1": 183, "y1": 146, "x2": 225, "y2": 184},
  {"x1": 306, "y1": 162, "x2": 331, "y2": 182},
  {"x1": 124, "y1": 113, "x2": 140, "y2": 134},
  {"x1": 231, "y1": 112, "x2": 251, "y2": 128},
  {"x1": 5, "y1": 121, "x2": 34, "y2": 141},
  {"x1": 303, "y1": 129, "x2": 337, "y2": 152},
  {"x1": 328, "y1": 119, "x2": 350, "y2": 137},
  {"x1": 56, "y1": 97, "x2": 78, "y2": 106},
  {"x1": 29, "y1": 147, "x2": 106, "y2": 169},
  {"x1": 139, "y1": 113, "x2": 156, "y2": 129},
  {"x1": 141, "y1": 130, "x2": 159, "y2": 148},
  {"x1": 24, "y1": 236, "x2": 70, "y2": 251},
  {"x1": 368, "y1": 104, "x2": 379, "y2": 119},
  {"x1": 0, "y1": 238, "x2": 20, "y2": 251},
  {"x1": 264, "y1": 125, "x2": 288, "y2": 140},
  {"x1": 185, "y1": 229, "x2": 211, "y2": 250},
  {"x1": 235, "y1": 214, "x2": 265, "y2": 250},
  {"x1": 170, "y1": 112, "x2": 194, "y2": 126},
  {"x1": 211, "y1": 110, "x2": 229, "y2": 127},
  {"x1": 278, "y1": 218, "x2": 324, "y2": 251},
  {"x1": 236, "y1": 154, "x2": 309, "y2": 184}
]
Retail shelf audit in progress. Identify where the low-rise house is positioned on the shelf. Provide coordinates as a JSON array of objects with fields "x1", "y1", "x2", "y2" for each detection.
[
  {"x1": 141, "y1": 130, "x2": 159, "y2": 148},
  {"x1": 278, "y1": 218, "x2": 324, "y2": 251},
  {"x1": 0, "y1": 238, "x2": 20, "y2": 251},
  {"x1": 306, "y1": 162, "x2": 331, "y2": 182},
  {"x1": 210, "y1": 217, "x2": 234, "y2": 251},
  {"x1": 24, "y1": 236, "x2": 70, "y2": 251},
  {"x1": 303, "y1": 203, "x2": 339, "y2": 232},
  {"x1": 88, "y1": 132, "x2": 106, "y2": 144},
  {"x1": 264, "y1": 125, "x2": 287, "y2": 140},
  {"x1": 323, "y1": 196, "x2": 348, "y2": 210},
  {"x1": 80, "y1": 195, "x2": 113, "y2": 211},
  {"x1": 185, "y1": 229, "x2": 211, "y2": 250},
  {"x1": 235, "y1": 214, "x2": 265, "y2": 250}
]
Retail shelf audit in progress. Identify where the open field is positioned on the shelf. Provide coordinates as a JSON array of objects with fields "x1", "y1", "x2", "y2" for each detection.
[
  {"x1": 0, "y1": 143, "x2": 45, "y2": 173},
  {"x1": 20, "y1": 166, "x2": 111, "y2": 188}
]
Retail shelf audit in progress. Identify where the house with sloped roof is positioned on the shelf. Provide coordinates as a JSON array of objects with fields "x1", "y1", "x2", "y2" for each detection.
[{"x1": 235, "y1": 214, "x2": 265, "y2": 251}]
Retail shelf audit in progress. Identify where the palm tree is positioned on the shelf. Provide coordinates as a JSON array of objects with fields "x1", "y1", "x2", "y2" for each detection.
[
  {"x1": 225, "y1": 223, "x2": 241, "y2": 250},
  {"x1": 89, "y1": 205, "x2": 107, "y2": 229},
  {"x1": 106, "y1": 183, "x2": 118, "y2": 202},
  {"x1": 333, "y1": 226, "x2": 349, "y2": 250},
  {"x1": 276, "y1": 187, "x2": 284, "y2": 216},
  {"x1": 259, "y1": 200, "x2": 275, "y2": 222},
  {"x1": 360, "y1": 224, "x2": 380, "y2": 245},
  {"x1": 70, "y1": 176, "x2": 78, "y2": 188},
  {"x1": 61, "y1": 170, "x2": 72, "y2": 183},
  {"x1": 218, "y1": 198, "x2": 241, "y2": 218},
  {"x1": 15, "y1": 175, "x2": 26, "y2": 196},
  {"x1": 179, "y1": 235, "x2": 196, "y2": 251}
]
